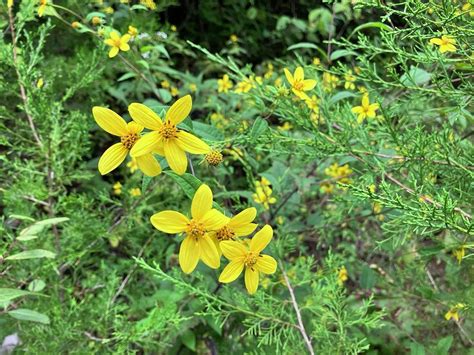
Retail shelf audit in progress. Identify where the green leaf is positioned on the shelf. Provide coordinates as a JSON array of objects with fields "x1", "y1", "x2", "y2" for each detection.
[
  {"x1": 192, "y1": 121, "x2": 224, "y2": 141},
  {"x1": 16, "y1": 235, "x2": 38, "y2": 241},
  {"x1": 164, "y1": 172, "x2": 202, "y2": 199},
  {"x1": 400, "y1": 66, "x2": 431, "y2": 86},
  {"x1": 180, "y1": 330, "x2": 196, "y2": 351},
  {"x1": 359, "y1": 265, "x2": 377, "y2": 289},
  {"x1": 348, "y1": 22, "x2": 392, "y2": 39},
  {"x1": 8, "y1": 309, "x2": 50, "y2": 324},
  {"x1": 28, "y1": 280, "x2": 46, "y2": 292},
  {"x1": 142, "y1": 175, "x2": 153, "y2": 192},
  {"x1": 329, "y1": 91, "x2": 358, "y2": 105},
  {"x1": 157, "y1": 89, "x2": 172, "y2": 104},
  {"x1": 19, "y1": 217, "x2": 69, "y2": 237},
  {"x1": 287, "y1": 42, "x2": 319, "y2": 51},
  {"x1": 330, "y1": 50, "x2": 357, "y2": 61},
  {"x1": 433, "y1": 336, "x2": 453, "y2": 355},
  {"x1": 0, "y1": 288, "x2": 33, "y2": 303},
  {"x1": 250, "y1": 118, "x2": 268, "y2": 141},
  {"x1": 117, "y1": 72, "x2": 137, "y2": 82},
  {"x1": 5, "y1": 249, "x2": 56, "y2": 260},
  {"x1": 410, "y1": 342, "x2": 426, "y2": 355}
]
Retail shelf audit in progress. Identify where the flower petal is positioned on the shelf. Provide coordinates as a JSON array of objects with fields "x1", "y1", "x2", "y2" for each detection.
[
  {"x1": 92, "y1": 107, "x2": 128, "y2": 136},
  {"x1": 429, "y1": 38, "x2": 443, "y2": 45},
  {"x1": 250, "y1": 225, "x2": 273, "y2": 253},
  {"x1": 179, "y1": 236, "x2": 200, "y2": 274},
  {"x1": 362, "y1": 95, "x2": 369, "y2": 108},
  {"x1": 244, "y1": 267, "x2": 259, "y2": 295},
  {"x1": 176, "y1": 131, "x2": 210, "y2": 154},
  {"x1": 228, "y1": 207, "x2": 257, "y2": 229},
  {"x1": 220, "y1": 240, "x2": 247, "y2": 260},
  {"x1": 128, "y1": 103, "x2": 163, "y2": 130},
  {"x1": 284, "y1": 68, "x2": 294, "y2": 84},
  {"x1": 199, "y1": 234, "x2": 220, "y2": 269},
  {"x1": 233, "y1": 223, "x2": 258, "y2": 237},
  {"x1": 351, "y1": 106, "x2": 363, "y2": 114},
  {"x1": 192, "y1": 184, "x2": 213, "y2": 220},
  {"x1": 135, "y1": 153, "x2": 162, "y2": 177},
  {"x1": 98, "y1": 143, "x2": 128, "y2": 175},
  {"x1": 120, "y1": 43, "x2": 130, "y2": 52},
  {"x1": 256, "y1": 254, "x2": 277, "y2": 274},
  {"x1": 302, "y1": 79, "x2": 316, "y2": 91},
  {"x1": 127, "y1": 121, "x2": 144, "y2": 134},
  {"x1": 110, "y1": 31, "x2": 120, "y2": 40},
  {"x1": 130, "y1": 131, "x2": 162, "y2": 157},
  {"x1": 150, "y1": 211, "x2": 189, "y2": 233},
  {"x1": 109, "y1": 47, "x2": 119, "y2": 58},
  {"x1": 164, "y1": 139, "x2": 187, "y2": 175},
  {"x1": 201, "y1": 209, "x2": 228, "y2": 231},
  {"x1": 166, "y1": 95, "x2": 192, "y2": 125},
  {"x1": 219, "y1": 259, "x2": 245, "y2": 283},
  {"x1": 294, "y1": 67, "x2": 304, "y2": 81},
  {"x1": 121, "y1": 34, "x2": 131, "y2": 43}
]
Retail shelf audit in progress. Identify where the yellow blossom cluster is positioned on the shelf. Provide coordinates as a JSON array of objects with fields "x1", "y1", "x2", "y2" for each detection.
[
  {"x1": 445, "y1": 303, "x2": 466, "y2": 321},
  {"x1": 320, "y1": 163, "x2": 353, "y2": 194},
  {"x1": 252, "y1": 177, "x2": 277, "y2": 210}
]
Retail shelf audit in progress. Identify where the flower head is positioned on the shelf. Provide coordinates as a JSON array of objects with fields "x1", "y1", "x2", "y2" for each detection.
[
  {"x1": 129, "y1": 95, "x2": 210, "y2": 175},
  {"x1": 445, "y1": 303, "x2": 466, "y2": 321},
  {"x1": 92, "y1": 106, "x2": 162, "y2": 176},
  {"x1": 129, "y1": 187, "x2": 141, "y2": 197},
  {"x1": 38, "y1": 0, "x2": 48, "y2": 17},
  {"x1": 283, "y1": 67, "x2": 316, "y2": 99},
  {"x1": 351, "y1": 94, "x2": 379, "y2": 123},
  {"x1": 344, "y1": 70, "x2": 356, "y2": 90},
  {"x1": 430, "y1": 35, "x2": 457, "y2": 53},
  {"x1": 104, "y1": 31, "x2": 131, "y2": 58},
  {"x1": 219, "y1": 225, "x2": 277, "y2": 295},
  {"x1": 252, "y1": 183, "x2": 276, "y2": 210},
  {"x1": 218, "y1": 74, "x2": 233, "y2": 93},
  {"x1": 337, "y1": 266, "x2": 348, "y2": 285},
  {"x1": 453, "y1": 246, "x2": 465, "y2": 264},
  {"x1": 150, "y1": 184, "x2": 227, "y2": 274},
  {"x1": 229, "y1": 34, "x2": 238, "y2": 43},
  {"x1": 128, "y1": 25, "x2": 138, "y2": 37},
  {"x1": 205, "y1": 150, "x2": 223, "y2": 166}
]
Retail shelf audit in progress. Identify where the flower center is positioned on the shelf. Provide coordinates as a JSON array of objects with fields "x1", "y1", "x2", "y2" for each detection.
[
  {"x1": 121, "y1": 133, "x2": 139, "y2": 149},
  {"x1": 205, "y1": 150, "x2": 223, "y2": 166},
  {"x1": 215, "y1": 225, "x2": 235, "y2": 241},
  {"x1": 244, "y1": 252, "x2": 258, "y2": 268},
  {"x1": 160, "y1": 122, "x2": 178, "y2": 139},
  {"x1": 186, "y1": 220, "x2": 205, "y2": 240},
  {"x1": 293, "y1": 80, "x2": 304, "y2": 91}
]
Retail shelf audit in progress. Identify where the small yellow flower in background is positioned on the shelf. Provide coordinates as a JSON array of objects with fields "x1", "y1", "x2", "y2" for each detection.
[
  {"x1": 430, "y1": 35, "x2": 457, "y2": 53},
  {"x1": 321, "y1": 163, "x2": 353, "y2": 193},
  {"x1": 71, "y1": 21, "x2": 81, "y2": 29},
  {"x1": 92, "y1": 106, "x2": 162, "y2": 176},
  {"x1": 161, "y1": 80, "x2": 170, "y2": 89},
  {"x1": 337, "y1": 266, "x2": 348, "y2": 285},
  {"x1": 320, "y1": 183, "x2": 334, "y2": 194},
  {"x1": 219, "y1": 225, "x2": 277, "y2": 295},
  {"x1": 209, "y1": 207, "x2": 257, "y2": 255},
  {"x1": 217, "y1": 74, "x2": 233, "y2": 93},
  {"x1": 150, "y1": 184, "x2": 227, "y2": 274},
  {"x1": 127, "y1": 158, "x2": 138, "y2": 173},
  {"x1": 140, "y1": 0, "x2": 157, "y2": 10},
  {"x1": 322, "y1": 72, "x2": 339, "y2": 92},
  {"x1": 276, "y1": 216, "x2": 284, "y2": 225},
  {"x1": 351, "y1": 94, "x2": 380, "y2": 123},
  {"x1": 113, "y1": 182, "x2": 122, "y2": 195},
  {"x1": 8, "y1": 0, "x2": 14, "y2": 8},
  {"x1": 97, "y1": 28, "x2": 105, "y2": 37},
  {"x1": 170, "y1": 86, "x2": 180, "y2": 97},
  {"x1": 104, "y1": 31, "x2": 131, "y2": 58},
  {"x1": 229, "y1": 34, "x2": 238, "y2": 43},
  {"x1": 129, "y1": 187, "x2": 141, "y2": 197},
  {"x1": 453, "y1": 246, "x2": 465, "y2": 264},
  {"x1": 120, "y1": 0, "x2": 130, "y2": 3},
  {"x1": 305, "y1": 95, "x2": 319, "y2": 112},
  {"x1": 284, "y1": 67, "x2": 316, "y2": 100},
  {"x1": 344, "y1": 70, "x2": 356, "y2": 90},
  {"x1": 205, "y1": 150, "x2": 223, "y2": 166},
  {"x1": 129, "y1": 95, "x2": 210, "y2": 175},
  {"x1": 369, "y1": 184, "x2": 376, "y2": 193},
  {"x1": 210, "y1": 112, "x2": 227, "y2": 130},
  {"x1": 36, "y1": 78, "x2": 44, "y2": 89},
  {"x1": 445, "y1": 303, "x2": 466, "y2": 321},
  {"x1": 257, "y1": 177, "x2": 271, "y2": 187},
  {"x1": 104, "y1": 6, "x2": 114, "y2": 14},
  {"x1": 264, "y1": 63, "x2": 274, "y2": 79},
  {"x1": 128, "y1": 25, "x2": 138, "y2": 37},
  {"x1": 373, "y1": 202, "x2": 383, "y2": 215},
  {"x1": 92, "y1": 16, "x2": 102, "y2": 26},
  {"x1": 37, "y1": 0, "x2": 48, "y2": 17},
  {"x1": 358, "y1": 86, "x2": 368, "y2": 94},
  {"x1": 188, "y1": 83, "x2": 197, "y2": 92},
  {"x1": 170, "y1": 24, "x2": 177, "y2": 32},
  {"x1": 278, "y1": 122, "x2": 292, "y2": 131},
  {"x1": 312, "y1": 57, "x2": 321, "y2": 66},
  {"x1": 252, "y1": 179, "x2": 277, "y2": 210},
  {"x1": 234, "y1": 77, "x2": 254, "y2": 94},
  {"x1": 274, "y1": 77, "x2": 283, "y2": 87}
]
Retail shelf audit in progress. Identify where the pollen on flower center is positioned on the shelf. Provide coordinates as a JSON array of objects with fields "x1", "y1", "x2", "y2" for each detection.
[
  {"x1": 186, "y1": 220, "x2": 205, "y2": 239},
  {"x1": 216, "y1": 225, "x2": 235, "y2": 241},
  {"x1": 121, "y1": 133, "x2": 140, "y2": 149},
  {"x1": 293, "y1": 80, "x2": 304, "y2": 91},
  {"x1": 244, "y1": 252, "x2": 258, "y2": 268},
  {"x1": 159, "y1": 122, "x2": 178, "y2": 139}
]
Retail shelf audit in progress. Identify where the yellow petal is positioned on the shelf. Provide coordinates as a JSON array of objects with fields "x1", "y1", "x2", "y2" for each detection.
[
  {"x1": 191, "y1": 184, "x2": 213, "y2": 220},
  {"x1": 228, "y1": 207, "x2": 257, "y2": 229},
  {"x1": 121, "y1": 34, "x2": 131, "y2": 43},
  {"x1": 104, "y1": 39, "x2": 115, "y2": 46},
  {"x1": 351, "y1": 106, "x2": 363, "y2": 114},
  {"x1": 198, "y1": 234, "x2": 220, "y2": 269},
  {"x1": 370, "y1": 103, "x2": 380, "y2": 111},
  {"x1": 256, "y1": 254, "x2": 277, "y2": 274},
  {"x1": 126, "y1": 121, "x2": 144, "y2": 134},
  {"x1": 110, "y1": 31, "x2": 120, "y2": 40},
  {"x1": 233, "y1": 223, "x2": 258, "y2": 237},
  {"x1": 164, "y1": 139, "x2": 187, "y2": 175},
  {"x1": 153, "y1": 141, "x2": 165, "y2": 156},
  {"x1": 109, "y1": 46, "x2": 119, "y2": 58},
  {"x1": 150, "y1": 210, "x2": 189, "y2": 233},
  {"x1": 165, "y1": 95, "x2": 192, "y2": 125},
  {"x1": 130, "y1": 131, "x2": 162, "y2": 157},
  {"x1": 176, "y1": 131, "x2": 210, "y2": 154},
  {"x1": 367, "y1": 109, "x2": 377, "y2": 119},
  {"x1": 292, "y1": 89, "x2": 310, "y2": 100},
  {"x1": 283, "y1": 68, "x2": 294, "y2": 84},
  {"x1": 120, "y1": 43, "x2": 130, "y2": 52},
  {"x1": 219, "y1": 259, "x2": 245, "y2": 283},
  {"x1": 92, "y1": 107, "x2": 128, "y2": 136},
  {"x1": 244, "y1": 267, "x2": 259, "y2": 295},
  {"x1": 429, "y1": 38, "x2": 443, "y2": 45},
  {"x1": 302, "y1": 79, "x2": 316, "y2": 91},
  {"x1": 220, "y1": 240, "x2": 247, "y2": 260},
  {"x1": 294, "y1": 67, "x2": 304, "y2": 81},
  {"x1": 128, "y1": 103, "x2": 163, "y2": 130},
  {"x1": 444, "y1": 44, "x2": 456, "y2": 52},
  {"x1": 98, "y1": 143, "x2": 128, "y2": 175},
  {"x1": 362, "y1": 94, "x2": 369, "y2": 108},
  {"x1": 179, "y1": 236, "x2": 200, "y2": 274},
  {"x1": 201, "y1": 209, "x2": 228, "y2": 230},
  {"x1": 250, "y1": 225, "x2": 273, "y2": 253},
  {"x1": 135, "y1": 153, "x2": 162, "y2": 177}
]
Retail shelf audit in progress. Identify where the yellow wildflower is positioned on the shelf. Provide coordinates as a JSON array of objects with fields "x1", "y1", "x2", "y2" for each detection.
[
  {"x1": 453, "y1": 246, "x2": 465, "y2": 264},
  {"x1": 161, "y1": 80, "x2": 170, "y2": 89},
  {"x1": 129, "y1": 187, "x2": 141, "y2": 197},
  {"x1": 128, "y1": 25, "x2": 138, "y2": 37},
  {"x1": 373, "y1": 202, "x2": 383, "y2": 214},
  {"x1": 278, "y1": 122, "x2": 293, "y2": 131},
  {"x1": 71, "y1": 21, "x2": 81, "y2": 29},
  {"x1": 188, "y1": 83, "x2": 197, "y2": 92},
  {"x1": 219, "y1": 225, "x2": 277, "y2": 295},
  {"x1": 253, "y1": 183, "x2": 276, "y2": 210},
  {"x1": 351, "y1": 94, "x2": 380, "y2": 123},
  {"x1": 38, "y1": 0, "x2": 48, "y2": 17},
  {"x1": 276, "y1": 216, "x2": 284, "y2": 225},
  {"x1": 264, "y1": 63, "x2": 274, "y2": 79},
  {"x1": 113, "y1": 182, "x2": 122, "y2": 195},
  {"x1": 274, "y1": 77, "x2": 283, "y2": 87},
  {"x1": 218, "y1": 74, "x2": 233, "y2": 93},
  {"x1": 140, "y1": 0, "x2": 156, "y2": 10},
  {"x1": 229, "y1": 34, "x2": 238, "y2": 43},
  {"x1": 205, "y1": 150, "x2": 223, "y2": 166},
  {"x1": 104, "y1": 31, "x2": 131, "y2": 58},
  {"x1": 344, "y1": 70, "x2": 356, "y2": 90},
  {"x1": 210, "y1": 112, "x2": 227, "y2": 129},
  {"x1": 36, "y1": 78, "x2": 44, "y2": 89},
  {"x1": 104, "y1": 6, "x2": 114, "y2": 14},
  {"x1": 92, "y1": 107, "x2": 162, "y2": 176},
  {"x1": 127, "y1": 158, "x2": 138, "y2": 173},
  {"x1": 234, "y1": 77, "x2": 254, "y2": 94},
  {"x1": 8, "y1": 0, "x2": 13, "y2": 8},
  {"x1": 150, "y1": 184, "x2": 227, "y2": 274},
  {"x1": 92, "y1": 16, "x2": 102, "y2": 26},
  {"x1": 369, "y1": 184, "x2": 376, "y2": 193},
  {"x1": 322, "y1": 72, "x2": 339, "y2": 92},
  {"x1": 305, "y1": 95, "x2": 319, "y2": 112},
  {"x1": 312, "y1": 57, "x2": 321, "y2": 66},
  {"x1": 337, "y1": 266, "x2": 348, "y2": 285},
  {"x1": 445, "y1": 303, "x2": 466, "y2": 321},
  {"x1": 170, "y1": 86, "x2": 179, "y2": 97},
  {"x1": 284, "y1": 67, "x2": 316, "y2": 99},
  {"x1": 129, "y1": 95, "x2": 210, "y2": 175},
  {"x1": 170, "y1": 25, "x2": 177, "y2": 32},
  {"x1": 430, "y1": 35, "x2": 457, "y2": 53}
]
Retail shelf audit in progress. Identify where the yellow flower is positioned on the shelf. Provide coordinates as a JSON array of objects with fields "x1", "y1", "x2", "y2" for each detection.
[
  {"x1": 104, "y1": 6, "x2": 114, "y2": 14},
  {"x1": 188, "y1": 83, "x2": 197, "y2": 92},
  {"x1": 205, "y1": 150, "x2": 223, "y2": 166},
  {"x1": 445, "y1": 303, "x2": 466, "y2": 321},
  {"x1": 150, "y1": 184, "x2": 227, "y2": 274},
  {"x1": 36, "y1": 78, "x2": 44, "y2": 89},
  {"x1": 170, "y1": 86, "x2": 180, "y2": 97},
  {"x1": 453, "y1": 246, "x2": 465, "y2": 264},
  {"x1": 170, "y1": 25, "x2": 177, "y2": 32},
  {"x1": 278, "y1": 122, "x2": 293, "y2": 131},
  {"x1": 322, "y1": 72, "x2": 339, "y2": 92},
  {"x1": 129, "y1": 187, "x2": 141, "y2": 197},
  {"x1": 351, "y1": 94, "x2": 380, "y2": 123},
  {"x1": 312, "y1": 57, "x2": 321, "y2": 66},
  {"x1": 219, "y1": 225, "x2": 277, "y2": 295},
  {"x1": 276, "y1": 216, "x2": 284, "y2": 225},
  {"x1": 305, "y1": 95, "x2": 319, "y2": 112},
  {"x1": 252, "y1": 184, "x2": 276, "y2": 210},
  {"x1": 430, "y1": 35, "x2": 457, "y2": 53},
  {"x1": 373, "y1": 202, "x2": 383, "y2": 214},
  {"x1": 128, "y1": 25, "x2": 138, "y2": 37},
  {"x1": 368, "y1": 184, "x2": 376, "y2": 193},
  {"x1": 229, "y1": 34, "x2": 238, "y2": 43},
  {"x1": 92, "y1": 16, "x2": 102, "y2": 26},
  {"x1": 8, "y1": 0, "x2": 13, "y2": 8},
  {"x1": 218, "y1": 74, "x2": 233, "y2": 93},
  {"x1": 161, "y1": 80, "x2": 170, "y2": 89},
  {"x1": 129, "y1": 95, "x2": 210, "y2": 175},
  {"x1": 344, "y1": 70, "x2": 356, "y2": 90},
  {"x1": 104, "y1": 31, "x2": 131, "y2": 58},
  {"x1": 283, "y1": 67, "x2": 316, "y2": 99},
  {"x1": 274, "y1": 77, "x2": 283, "y2": 87},
  {"x1": 264, "y1": 63, "x2": 274, "y2": 79},
  {"x1": 337, "y1": 266, "x2": 348, "y2": 285},
  {"x1": 92, "y1": 106, "x2": 162, "y2": 176},
  {"x1": 113, "y1": 182, "x2": 122, "y2": 195},
  {"x1": 127, "y1": 158, "x2": 138, "y2": 173},
  {"x1": 37, "y1": 0, "x2": 50, "y2": 16},
  {"x1": 234, "y1": 77, "x2": 254, "y2": 94},
  {"x1": 210, "y1": 207, "x2": 258, "y2": 255},
  {"x1": 140, "y1": 0, "x2": 156, "y2": 10}
]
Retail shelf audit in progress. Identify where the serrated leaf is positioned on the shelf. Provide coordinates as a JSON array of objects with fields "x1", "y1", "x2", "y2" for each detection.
[
  {"x1": 192, "y1": 121, "x2": 223, "y2": 141},
  {"x1": 164, "y1": 172, "x2": 202, "y2": 199},
  {"x1": 5, "y1": 249, "x2": 56, "y2": 260},
  {"x1": 8, "y1": 309, "x2": 50, "y2": 324}
]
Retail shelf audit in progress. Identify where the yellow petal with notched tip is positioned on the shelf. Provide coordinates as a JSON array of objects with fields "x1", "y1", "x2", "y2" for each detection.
[
  {"x1": 219, "y1": 259, "x2": 245, "y2": 283},
  {"x1": 179, "y1": 236, "x2": 200, "y2": 274},
  {"x1": 93, "y1": 107, "x2": 128, "y2": 136},
  {"x1": 164, "y1": 139, "x2": 187, "y2": 175},
  {"x1": 250, "y1": 225, "x2": 273, "y2": 253},
  {"x1": 135, "y1": 153, "x2": 161, "y2": 177},
  {"x1": 98, "y1": 143, "x2": 128, "y2": 175},
  {"x1": 150, "y1": 211, "x2": 189, "y2": 233},
  {"x1": 165, "y1": 95, "x2": 192, "y2": 125}
]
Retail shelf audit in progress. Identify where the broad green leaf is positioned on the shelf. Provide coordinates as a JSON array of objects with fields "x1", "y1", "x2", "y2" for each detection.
[
  {"x1": 250, "y1": 118, "x2": 268, "y2": 141},
  {"x1": 164, "y1": 172, "x2": 202, "y2": 199},
  {"x1": 359, "y1": 265, "x2": 377, "y2": 289},
  {"x1": 180, "y1": 330, "x2": 196, "y2": 351},
  {"x1": 192, "y1": 121, "x2": 224, "y2": 141},
  {"x1": 433, "y1": 336, "x2": 453, "y2": 355},
  {"x1": 8, "y1": 309, "x2": 50, "y2": 324},
  {"x1": 117, "y1": 72, "x2": 137, "y2": 82},
  {"x1": 5, "y1": 249, "x2": 56, "y2": 260},
  {"x1": 0, "y1": 289, "x2": 33, "y2": 303},
  {"x1": 19, "y1": 217, "x2": 69, "y2": 237},
  {"x1": 400, "y1": 66, "x2": 431, "y2": 86},
  {"x1": 348, "y1": 22, "x2": 392, "y2": 39},
  {"x1": 28, "y1": 280, "x2": 46, "y2": 292},
  {"x1": 410, "y1": 342, "x2": 426, "y2": 355},
  {"x1": 330, "y1": 50, "x2": 357, "y2": 61}
]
